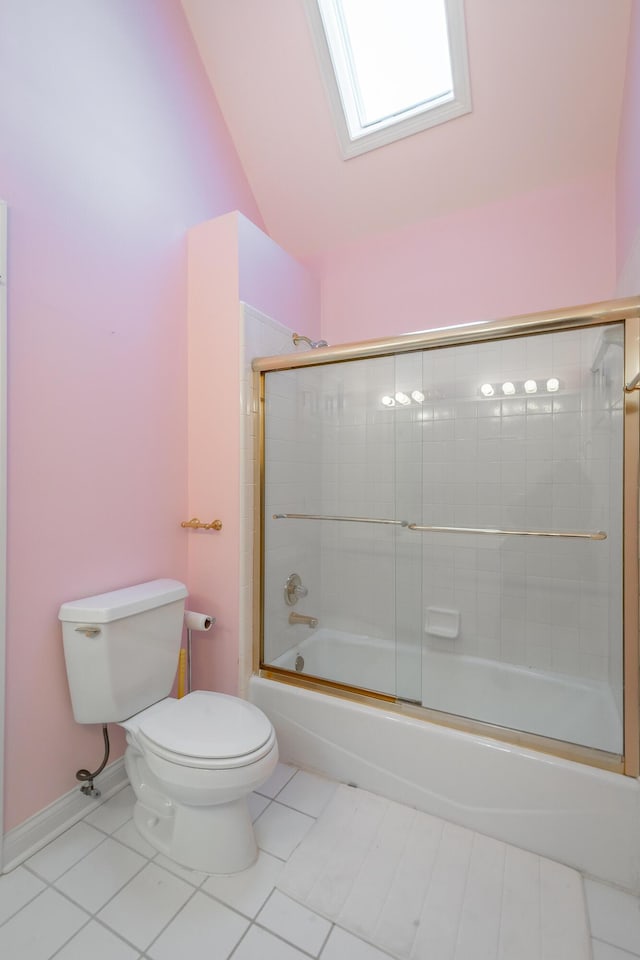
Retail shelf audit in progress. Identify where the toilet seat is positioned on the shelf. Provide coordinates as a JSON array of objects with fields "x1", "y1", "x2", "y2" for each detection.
[{"x1": 133, "y1": 691, "x2": 276, "y2": 770}]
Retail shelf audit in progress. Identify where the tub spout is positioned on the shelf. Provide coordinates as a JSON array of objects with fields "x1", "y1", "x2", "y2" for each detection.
[{"x1": 288, "y1": 611, "x2": 318, "y2": 628}]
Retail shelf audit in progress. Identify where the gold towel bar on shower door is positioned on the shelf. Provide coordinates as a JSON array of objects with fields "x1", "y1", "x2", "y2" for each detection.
[
  {"x1": 406, "y1": 523, "x2": 606, "y2": 540},
  {"x1": 272, "y1": 514, "x2": 606, "y2": 539},
  {"x1": 273, "y1": 513, "x2": 407, "y2": 525},
  {"x1": 181, "y1": 517, "x2": 223, "y2": 531}
]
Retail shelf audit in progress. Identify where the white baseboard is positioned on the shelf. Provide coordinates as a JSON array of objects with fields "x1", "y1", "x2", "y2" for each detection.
[{"x1": 2, "y1": 758, "x2": 128, "y2": 874}]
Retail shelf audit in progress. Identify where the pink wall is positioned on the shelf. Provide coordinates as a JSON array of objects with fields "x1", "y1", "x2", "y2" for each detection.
[
  {"x1": 0, "y1": 0, "x2": 626, "y2": 841},
  {"x1": 0, "y1": 0, "x2": 262, "y2": 832},
  {"x1": 617, "y1": 0, "x2": 640, "y2": 279},
  {"x1": 187, "y1": 213, "x2": 319, "y2": 696},
  {"x1": 187, "y1": 215, "x2": 242, "y2": 698},
  {"x1": 315, "y1": 174, "x2": 616, "y2": 345},
  {"x1": 238, "y1": 215, "x2": 321, "y2": 338}
]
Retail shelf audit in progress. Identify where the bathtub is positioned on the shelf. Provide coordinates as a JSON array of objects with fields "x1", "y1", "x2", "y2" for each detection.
[
  {"x1": 272, "y1": 627, "x2": 622, "y2": 754},
  {"x1": 272, "y1": 627, "x2": 395, "y2": 692},
  {"x1": 253, "y1": 640, "x2": 640, "y2": 894}
]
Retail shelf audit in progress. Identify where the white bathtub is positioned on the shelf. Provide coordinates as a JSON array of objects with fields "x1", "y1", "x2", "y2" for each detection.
[
  {"x1": 272, "y1": 627, "x2": 622, "y2": 754},
  {"x1": 255, "y1": 638, "x2": 640, "y2": 894},
  {"x1": 272, "y1": 628, "x2": 394, "y2": 692}
]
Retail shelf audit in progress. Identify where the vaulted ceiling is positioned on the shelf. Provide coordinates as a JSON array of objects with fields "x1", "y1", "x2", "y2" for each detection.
[{"x1": 181, "y1": 0, "x2": 632, "y2": 259}]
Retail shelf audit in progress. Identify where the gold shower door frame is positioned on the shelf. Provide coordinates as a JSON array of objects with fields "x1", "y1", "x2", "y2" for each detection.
[{"x1": 254, "y1": 297, "x2": 640, "y2": 777}]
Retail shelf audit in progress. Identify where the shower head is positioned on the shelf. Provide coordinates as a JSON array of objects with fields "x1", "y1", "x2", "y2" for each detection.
[{"x1": 292, "y1": 332, "x2": 329, "y2": 349}]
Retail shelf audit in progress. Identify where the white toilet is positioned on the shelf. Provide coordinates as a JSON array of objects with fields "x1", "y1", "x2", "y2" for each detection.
[{"x1": 59, "y1": 578, "x2": 278, "y2": 874}]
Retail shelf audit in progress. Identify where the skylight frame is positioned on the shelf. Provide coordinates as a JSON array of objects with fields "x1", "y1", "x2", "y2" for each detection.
[{"x1": 305, "y1": 0, "x2": 472, "y2": 159}]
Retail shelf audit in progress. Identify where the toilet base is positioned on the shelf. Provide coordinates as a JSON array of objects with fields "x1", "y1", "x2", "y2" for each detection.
[
  {"x1": 133, "y1": 794, "x2": 258, "y2": 874},
  {"x1": 123, "y1": 734, "x2": 278, "y2": 875}
]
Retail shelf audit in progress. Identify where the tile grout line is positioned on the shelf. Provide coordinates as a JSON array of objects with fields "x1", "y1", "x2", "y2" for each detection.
[
  {"x1": 45, "y1": 913, "x2": 94, "y2": 960},
  {"x1": 249, "y1": 914, "x2": 322, "y2": 959},
  {"x1": 592, "y1": 934, "x2": 640, "y2": 958},
  {"x1": 24, "y1": 851, "x2": 171, "y2": 957},
  {"x1": 142, "y1": 883, "x2": 207, "y2": 957},
  {"x1": 316, "y1": 919, "x2": 337, "y2": 958}
]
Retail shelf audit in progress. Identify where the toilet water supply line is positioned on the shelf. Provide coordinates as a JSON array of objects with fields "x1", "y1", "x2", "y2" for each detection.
[
  {"x1": 76, "y1": 609, "x2": 215, "y2": 798},
  {"x1": 76, "y1": 725, "x2": 110, "y2": 798}
]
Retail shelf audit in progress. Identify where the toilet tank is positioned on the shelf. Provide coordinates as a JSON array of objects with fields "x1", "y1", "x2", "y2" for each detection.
[{"x1": 59, "y1": 579, "x2": 188, "y2": 724}]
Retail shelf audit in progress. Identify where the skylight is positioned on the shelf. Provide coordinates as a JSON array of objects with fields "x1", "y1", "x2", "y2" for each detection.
[{"x1": 307, "y1": 0, "x2": 471, "y2": 158}]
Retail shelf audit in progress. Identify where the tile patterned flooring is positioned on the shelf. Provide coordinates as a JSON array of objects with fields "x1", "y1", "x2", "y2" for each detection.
[{"x1": 0, "y1": 764, "x2": 639, "y2": 959}]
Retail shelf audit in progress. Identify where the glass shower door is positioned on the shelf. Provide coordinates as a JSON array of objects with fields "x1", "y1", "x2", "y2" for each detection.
[
  {"x1": 410, "y1": 323, "x2": 623, "y2": 754},
  {"x1": 261, "y1": 320, "x2": 625, "y2": 756},
  {"x1": 262, "y1": 354, "x2": 405, "y2": 699}
]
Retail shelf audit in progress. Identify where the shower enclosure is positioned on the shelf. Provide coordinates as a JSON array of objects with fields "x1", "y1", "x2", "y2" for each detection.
[{"x1": 255, "y1": 301, "x2": 640, "y2": 775}]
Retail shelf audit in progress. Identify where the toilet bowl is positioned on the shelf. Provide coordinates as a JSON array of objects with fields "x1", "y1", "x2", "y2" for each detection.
[
  {"x1": 59, "y1": 579, "x2": 279, "y2": 875},
  {"x1": 121, "y1": 691, "x2": 278, "y2": 874}
]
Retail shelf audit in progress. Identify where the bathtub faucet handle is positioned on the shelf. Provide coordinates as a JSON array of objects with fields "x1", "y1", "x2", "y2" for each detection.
[{"x1": 284, "y1": 573, "x2": 308, "y2": 606}]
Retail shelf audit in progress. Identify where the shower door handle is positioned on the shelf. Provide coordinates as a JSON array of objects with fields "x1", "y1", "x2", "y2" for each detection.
[{"x1": 273, "y1": 513, "x2": 408, "y2": 525}]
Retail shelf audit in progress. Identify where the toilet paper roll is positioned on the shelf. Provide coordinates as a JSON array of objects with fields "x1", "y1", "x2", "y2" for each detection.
[{"x1": 184, "y1": 610, "x2": 215, "y2": 632}]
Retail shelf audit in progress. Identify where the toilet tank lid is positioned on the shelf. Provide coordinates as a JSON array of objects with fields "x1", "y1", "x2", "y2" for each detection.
[{"x1": 58, "y1": 579, "x2": 188, "y2": 623}]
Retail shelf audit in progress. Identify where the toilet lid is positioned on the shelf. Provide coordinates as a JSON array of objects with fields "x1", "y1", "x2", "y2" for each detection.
[{"x1": 138, "y1": 691, "x2": 273, "y2": 760}]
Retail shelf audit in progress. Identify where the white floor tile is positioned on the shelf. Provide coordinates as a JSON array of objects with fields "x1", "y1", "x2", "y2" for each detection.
[
  {"x1": 152, "y1": 853, "x2": 207, "y2": 887},
  {"x1": 7, "y1": 768, "x2": 605, "y2": 960},
  {"x1": 26, "y1": 822, "x2": 106, "y2": 881},
  {"x1": 248, "y1": 792, "x2": 271, "y2": 822},
  {"x1": 321, "y1": 926, "x2": 395, "y2": 960},
  {"x1": 53, "y1": 920, "x2": 141, "y2": 960},
  {"x1": 277, "y1": 771, "x2": 339, "y2": 818},
  {"x1": 0, "y1": 866, "x2": 46, "y2": 924},
  {"x1": 257, "y1": 889, "x2": 331, "y2": 956},
  {"x1": 585, "y1": 880, "x2": 640, "y2": 956},
  {"x1": 112, "y1": 819, "x2": 157, "y2": 858},
  {"x1": 256, "y1": 763, "x2": 298, "y2": 799},
  {"x1": 54, "y1": 838, "x2": 147, "y2": 912},
  {"x1": 97, "y1": 862, "x2": 194, "y2": 950},
  {"x1": 254, "y1": 802, "x2": 315, "y2": 861},
  {"x1": 0, "y1": 888, "x2": 88, "y2": 960},
  {"x1": 592, "y1": 940, "x2": 640, "y2": 960},
  {"x1": 202, "y1": 850, "x2": 283, "y2": 918},
  {"x1": 232, "y1": 924, "x2": 310, "y2": 960},
  {"x1": 83, "y1": 786, "x2": 136, "y2": 834},
  {"x1": 147, "y1": 890, "x2": 248, "y2": 960}
]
